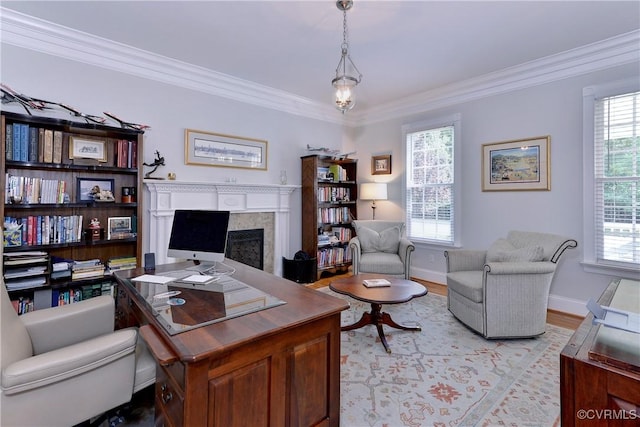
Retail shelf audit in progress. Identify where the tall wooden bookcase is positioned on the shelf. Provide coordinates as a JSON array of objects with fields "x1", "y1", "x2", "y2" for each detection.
[
  {"x1": 1, "y1": 111, "x2": 144, "y2": 312},
  {"x1": 301, "y1": 155, "x2": 358, "y2": 280}
]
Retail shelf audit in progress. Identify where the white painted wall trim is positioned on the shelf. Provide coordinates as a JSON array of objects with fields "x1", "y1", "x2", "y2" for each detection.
[{"x1": 144, "y1": 180, "x2": 299, "y2": 276}]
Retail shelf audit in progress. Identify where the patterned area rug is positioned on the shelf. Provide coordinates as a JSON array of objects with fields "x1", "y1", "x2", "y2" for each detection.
[{"x1": 321, "y1": 287, "x2": 573, "y2": 427}]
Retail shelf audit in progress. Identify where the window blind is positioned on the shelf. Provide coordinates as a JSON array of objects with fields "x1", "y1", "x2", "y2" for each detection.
[
  {"x1": 405, "y1": 125, "x2": 455, "y2": 244},
  {"x1": 594, "y1": 91, "x2": 639, "y2": 266}
]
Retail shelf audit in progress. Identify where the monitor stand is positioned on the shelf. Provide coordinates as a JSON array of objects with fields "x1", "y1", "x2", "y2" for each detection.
[{"x1": 186, "y1": 260, "x2": 217, "y2": 274}]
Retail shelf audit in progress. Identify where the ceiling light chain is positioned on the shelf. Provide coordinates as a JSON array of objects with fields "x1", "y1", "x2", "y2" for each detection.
[{"x1": 332, "y1": 0, "x2": 362, "y2": 114}]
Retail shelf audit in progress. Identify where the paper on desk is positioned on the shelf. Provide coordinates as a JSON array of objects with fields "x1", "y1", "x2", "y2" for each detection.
[{"x1": 132, "y1": 274, "x2": 175, "y2": 284}]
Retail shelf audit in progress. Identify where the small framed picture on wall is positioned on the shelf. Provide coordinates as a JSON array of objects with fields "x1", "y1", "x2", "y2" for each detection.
[{"x1": 372, "y1": 154, "x2": 392, "y2": 175}]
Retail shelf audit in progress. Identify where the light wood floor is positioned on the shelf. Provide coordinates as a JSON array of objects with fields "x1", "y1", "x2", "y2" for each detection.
[{"x1": 308, "y1": 273, "x2": 584, "y2": 330}]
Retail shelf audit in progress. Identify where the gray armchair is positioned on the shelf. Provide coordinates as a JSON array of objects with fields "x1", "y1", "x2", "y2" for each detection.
[
  {"x1": 1, "y1": 286, "x2": 155, "y2": 427},
  {"x1": 349, "y1": 220, "x2": 415, "y2": 279},
  {"x1": 444, "y1": 230, "x2": 577, "y2": 339}
]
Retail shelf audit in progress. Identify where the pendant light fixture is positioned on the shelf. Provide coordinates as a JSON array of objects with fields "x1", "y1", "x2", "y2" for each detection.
[{"x1": 332, "y1": 0, "x2": 362, "y2": 114}]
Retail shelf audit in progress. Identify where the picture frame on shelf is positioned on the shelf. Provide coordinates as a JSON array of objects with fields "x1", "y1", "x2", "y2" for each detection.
[
  {"x1": 77, "y1": 178, "x2": 115, "y2": 202},
  {"x1": 482, "y1": 136, "x2": 550, "y2": 191},
  {"x1": 372, "y1": 154, "x2": 392, "y2": 175},
  {"x1": 185, "y1": 129, "x2": 268, "y2": 170},
  {"x1": 107, "y1": 216, "x2": 132, "y2": 240},
  {"x1": 69, "y1": 136, "x2": 107, "y2": 162}
]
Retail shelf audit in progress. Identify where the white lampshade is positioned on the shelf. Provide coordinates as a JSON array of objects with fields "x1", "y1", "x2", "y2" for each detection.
[{"x1": 360, "y1": 182, "x2": 388, "y2": 201}]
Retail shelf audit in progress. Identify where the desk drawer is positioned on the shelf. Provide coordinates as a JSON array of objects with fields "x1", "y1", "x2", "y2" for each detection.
[{"x1": 156, "y1": 366, "x2": 184, "y2": 427}]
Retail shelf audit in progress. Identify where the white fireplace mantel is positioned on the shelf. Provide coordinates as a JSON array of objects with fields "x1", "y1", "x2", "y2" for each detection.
[{"x1": 144, "y1": 180, "x2": 299, "y2": 275}]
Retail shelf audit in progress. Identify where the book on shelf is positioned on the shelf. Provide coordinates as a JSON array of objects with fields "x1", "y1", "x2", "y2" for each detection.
[
  {"x1": 5, "y1": 123, "x2": 12, "y2": 160},
  {"x1": 52, "y1": 131, "x2": 63, "y2": 164},
  {"x1": 106, "y1": 256, "x2": 137, "y2": 272},
  {"x1": 363, "y1": 278, "x2": 391, "y2": 288},
  {"x1": 43, "y1": 129, "x2": 53, "y2": 163}
]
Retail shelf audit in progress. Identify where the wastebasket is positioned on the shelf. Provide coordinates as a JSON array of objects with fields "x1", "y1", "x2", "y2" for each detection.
[{"x1": 282, "y1": 252, "x2": 316, "y2": 284}]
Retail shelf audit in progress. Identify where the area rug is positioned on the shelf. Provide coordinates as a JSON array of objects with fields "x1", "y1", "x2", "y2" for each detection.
[{"x1": 321, "y1": 287, "x2": 573, "y2": 427}]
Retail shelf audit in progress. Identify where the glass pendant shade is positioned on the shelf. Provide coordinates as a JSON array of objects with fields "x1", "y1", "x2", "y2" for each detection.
[
  {"x1": 331, "y1": 0, "x2": 361, "y2": 114},
  {"x1": 333, "y1": 75, "x2": 358, "y2": 112}
]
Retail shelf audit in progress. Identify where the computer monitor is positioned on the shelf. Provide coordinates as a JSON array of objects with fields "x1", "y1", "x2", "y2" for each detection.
[{"x1": 167, "y1": 210, "x2": 231, "y2": 266}]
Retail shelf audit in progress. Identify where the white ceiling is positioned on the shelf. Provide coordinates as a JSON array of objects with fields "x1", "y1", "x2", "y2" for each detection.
[{"x1": 2, "y1": 1, "x2": 639, "y2": 114}]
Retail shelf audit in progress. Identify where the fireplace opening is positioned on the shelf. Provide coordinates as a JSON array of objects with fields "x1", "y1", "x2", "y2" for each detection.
[{"x1": 225, "y1": 229, "x2": 264, "y2": 270}]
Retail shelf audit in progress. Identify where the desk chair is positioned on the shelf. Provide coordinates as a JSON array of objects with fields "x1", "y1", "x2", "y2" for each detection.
[{"x1": 1, "y1": 285, "x2": 155, "y2": 427}]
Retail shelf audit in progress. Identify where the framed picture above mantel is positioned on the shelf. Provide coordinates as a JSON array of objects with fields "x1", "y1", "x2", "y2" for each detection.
[
  {"x1": 482, "y1": 136, "x2": 550, "y2": 191},
  {"x1": 185, "y1": 129, "x2": 268, "y2": 170}
]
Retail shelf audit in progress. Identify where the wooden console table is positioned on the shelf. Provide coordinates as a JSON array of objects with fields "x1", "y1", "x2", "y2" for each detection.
[
  {"x1": 114, "y1": 260, "x2": 349, "y2": 427},
  {"x1": 560, "y1": 278, "x2": 640, "y2": 426}
]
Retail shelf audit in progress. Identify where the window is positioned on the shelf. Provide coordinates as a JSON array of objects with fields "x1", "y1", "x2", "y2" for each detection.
[
  {"x1": 583, "y1": 81, "x2": 639, "y2": 274},
  {"x1": 595, "y1": 91, "x2": 639, "y2": 266},
  {"x1": 403, "y1": 115, "x2": 461, "y2": 245}
]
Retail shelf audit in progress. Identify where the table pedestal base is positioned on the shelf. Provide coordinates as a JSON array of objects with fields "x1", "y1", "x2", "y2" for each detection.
[{"x1": 341, "y1": 303, "x2": 421, "y2": 353}]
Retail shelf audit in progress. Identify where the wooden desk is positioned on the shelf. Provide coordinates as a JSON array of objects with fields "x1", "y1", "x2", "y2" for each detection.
[
  {"x1": 114, "y1": 260, "x2": 349, "y2": 427},
  {"x1": 560, "y1": 278, "x2": 640, "y2": 426}
]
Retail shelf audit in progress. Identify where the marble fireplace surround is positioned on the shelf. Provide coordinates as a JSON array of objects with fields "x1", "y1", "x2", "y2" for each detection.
[{"x1": 145, "y1": 181, "x2": 298, "y2": 276}]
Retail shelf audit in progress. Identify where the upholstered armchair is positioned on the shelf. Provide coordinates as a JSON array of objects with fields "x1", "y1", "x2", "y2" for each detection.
[
  {"x1": 444, "y1": 230, "x2": 577, "y2": 339},
  {"x1": 1, "y1": 286, "x2": 156, "y2": 427},
  {"x1": 349, "y1": 220, "x2": 415, "y2": 279}
]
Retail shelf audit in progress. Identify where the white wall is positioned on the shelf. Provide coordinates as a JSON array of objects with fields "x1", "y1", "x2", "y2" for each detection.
[
  {"x1": 2, "y1": 44, "x2": 638, "y2": 316},
  {"x1": 352, "y1": 63, "x2": 640, "y2": 316},
  {"x1": 0, "y1": 45, "x2": 344, "y2": 260}
]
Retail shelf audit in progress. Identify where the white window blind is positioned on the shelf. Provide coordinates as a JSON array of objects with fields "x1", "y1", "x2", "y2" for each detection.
[
  {"x1": 594, "y1": 91, "x2": 639, "y2": 267},
  {"x1": 405, "y1": 125, "x2": 455, "y2": 244}
]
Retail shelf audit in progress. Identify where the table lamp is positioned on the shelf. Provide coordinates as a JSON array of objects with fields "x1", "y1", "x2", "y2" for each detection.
[{"x1": 360, "y1": 182, "x2": 388, "y2": 219}]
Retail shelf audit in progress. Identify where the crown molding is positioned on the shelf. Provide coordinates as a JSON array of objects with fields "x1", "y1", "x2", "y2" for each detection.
[
  {"x1": 351, "y1": 30, "x2": 640, "y2": 126},
  {"x1": 0, "y1": 8, "x2": 344, "y2": 124},
  {"x1": 1, "y1": 8, "x2": 638, "y2": 127}
]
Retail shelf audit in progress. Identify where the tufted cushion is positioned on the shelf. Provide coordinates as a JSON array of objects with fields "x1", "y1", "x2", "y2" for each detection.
[
  {"x1": 356, "y1": 226, "x2": 401, "y2": 253},
  {"x1": 486, "y1": 238, "x2": 544, "y2": 262}
]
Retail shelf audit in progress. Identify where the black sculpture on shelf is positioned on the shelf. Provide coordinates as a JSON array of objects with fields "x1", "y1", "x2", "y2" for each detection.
[{"x1": 143, "y1": 150, "x2": 165, "y2": 179}]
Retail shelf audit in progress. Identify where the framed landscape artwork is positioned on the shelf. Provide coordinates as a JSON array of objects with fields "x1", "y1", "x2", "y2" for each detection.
[
  {"x1": 482, "y1": 136, "x2": 550, "y2": 191},
  {"x1": 185, "y1": 129, "x2": 267, "y2": 170}
]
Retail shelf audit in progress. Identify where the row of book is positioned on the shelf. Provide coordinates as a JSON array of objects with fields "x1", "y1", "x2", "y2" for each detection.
[
  {"x1": 5, "y1": 123, "x2": 63, "y2": 163},
  {"x1": 317, "y1": 165, "x2": 349, "y2": 182},
  {"x1": 5, "y1": 173, "x2": 67, "y2": 204},
  {"x1": 106, "y1": 256, "x2": 137, "y2": 273},
  {"x1": 3, "y1": 215, "x2": 83, "y2": 247},
  {"x1": 115, "y1": 139, "x2": 138, "y2": 168},
  {"x1": 9, "y1": 282, "x2": 115, "y2": 315},
  {"x1": 318, "y1": 207, "x2": 353, "y2": 224},
  {"x1": 317, "y1": 244, "x2": 351, "y2": 268},
  {"x1": 72, "y1": 258, "x2": 105, "y2": 280},
  {"x1": 318, "y1": 186, "x2": 351, "y2": 203},
  {"x1": 47, "y1": 255, "x2": 138, "y2": 282}
]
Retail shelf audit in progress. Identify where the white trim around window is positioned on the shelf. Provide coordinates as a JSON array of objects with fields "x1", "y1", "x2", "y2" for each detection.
[
  {"x1": 402, "y1": 113, "x2": 462, "y2": 247},
  {"x1": 582, "y1": 78, "x2": 640, "y2": 278}
]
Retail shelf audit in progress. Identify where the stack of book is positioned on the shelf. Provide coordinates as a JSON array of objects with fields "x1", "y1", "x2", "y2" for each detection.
[
  {"x1": 106, "y1": 256, "x2": 137, "y2": 273},
  {"x1": 71, "y1": 259, "x2": 105, "y2": 280},
  {"x1": 50, "y1": 258, "x2": 72, "y2": 281},
  {"x1": 3, "y1": 251, "x2": 48, "y2": 291}
]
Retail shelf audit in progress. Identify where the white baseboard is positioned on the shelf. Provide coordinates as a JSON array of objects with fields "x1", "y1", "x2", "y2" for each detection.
[
  {"x1": 410, "y1": 267, "x2": 446, "y2": 288},
  {"x1": 547, "y1": 294, "x2": 588, "y2": 317},
  {"x1": 411, "y1": 267, "x2": 588, "y2": 317}
]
